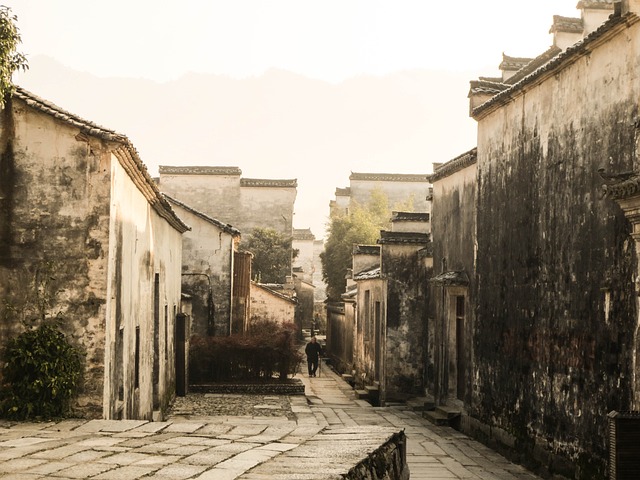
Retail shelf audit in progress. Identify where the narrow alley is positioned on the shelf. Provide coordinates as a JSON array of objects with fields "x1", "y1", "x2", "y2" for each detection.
[{"x1": 0, "y1": 352, "x2": 541, "y2": 479}]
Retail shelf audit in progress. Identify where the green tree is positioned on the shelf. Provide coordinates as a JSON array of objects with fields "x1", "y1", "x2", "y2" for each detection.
[
  {"x1": 321, "y1": 191, "x2": 393, "y2": 301},
  {"x1": 321, "y1": 188, "x2": 417, "y2": 301},
  {"x1": 0, "y1": 5, "x2": 27, "y2": 107},
  {"x1": 240, "y1": 227, "x2": 298, "y2": 284}
]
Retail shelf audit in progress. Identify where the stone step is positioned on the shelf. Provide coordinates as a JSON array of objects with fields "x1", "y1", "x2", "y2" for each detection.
[
  {"x1": 364, "y1": 384, "x2": 379, "y2": 394},
  {"x1": 355, "y1": 389, "x2": 369, "y2": 400},
  {"x1": 341, "y1": 373, "x2": 355, "y2": 386},
  {"x1": 406, "y1": 396, "x2": 435, "y2": 412},
  {"x1": 423, "y1": 409, "x2": 450, "y2": 426},
  {"x1": 436, "y1": 405, "x2": 461, "y2": 419}
]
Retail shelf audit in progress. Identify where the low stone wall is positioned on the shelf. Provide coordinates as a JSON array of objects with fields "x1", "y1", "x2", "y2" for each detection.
[
  {"x1": 245, "y1": 426, "x2": 409, "y2": 479},
  {"x1": 189, "y1": 379, "x2": 305, "y2": 395},
  {"x1": 346, "y1": 430, "x2": 409, "y2": 480}
]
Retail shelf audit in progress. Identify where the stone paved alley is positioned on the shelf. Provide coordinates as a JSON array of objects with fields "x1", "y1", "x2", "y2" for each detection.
[{"x1": 0, "y1": 357, "x2": 542, "y2": 479}]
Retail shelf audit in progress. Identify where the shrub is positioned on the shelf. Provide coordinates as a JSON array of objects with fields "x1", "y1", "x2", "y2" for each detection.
[
  {"x1": 190, "y1": 320, "x2": 303, "y2": 383},
  {"x1": 0, "y1": 322, "x2": 84, "y2": 420}
]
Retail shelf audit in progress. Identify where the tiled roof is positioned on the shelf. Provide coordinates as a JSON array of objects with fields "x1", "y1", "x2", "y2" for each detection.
[
  {"x1": 14, "y1": 87, "x2": 189, "y2": 234},
  {"x1": 549, "y1": 15, "x2": 583, "y2": 33},
  {"x1": 577, "y1": 0, "x2": 615, "y2": 10},
  {"x1": 377, "y1": 231, "x2": 430, "y2": 245},
  {"x1": 478, "y1": 76, "x2": 504, "y2": 83},
  {"x1": 335, "y1": 187, "x2": 351, "y2": 196},
  {"x1": 428, "y1": 148, "x2": 478, "y2": 183},
  {"x1": 473, "y1": 12, "x2": 639, "y2": 120},
  {"x1": 293, "y1": 228, "x2": 315, "y2": 241},
  {"x1": 504, "y1": 46, "x2": 563, "y2": 85},
  {"x1": 253, "y1": 282, "x2": 298, "y2": 304},
  {"x1": 499, "y1": 54, "x2": 534, "y2": 71},
  {"x1": 240, "y1": 178, "x2": 297, "y2": 188},
  {"x1": 349, "y1": 172, "x2": 429, "y2": 183},
  {"x1": 164, "y1": 194, "x2": 240, "y2": 236},
  {"x1": 354, "y1": 266, "x2": 381, "y2": 281},
  {"x1": 391, "y1": 212, "x2": 430, "y2": 222},
  {"x1": 430, "y1": 271, "x2": 470, "y2": 286},
  {"x1": 353, "y1": 245, "x2": 380, "y2": 256},
  {"x1": 468, "y1": 79, "x2": 510, "y2": 96},
  {"x1": 159, "y1": 166, "x2": 242, "y2": 176}
]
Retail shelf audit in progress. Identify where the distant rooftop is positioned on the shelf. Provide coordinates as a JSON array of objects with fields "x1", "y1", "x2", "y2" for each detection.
[
  {"x1": 335, "y1": 187, "x2": 351, "y2": 196},
  {"x1": 577, "y1": 0, "x2": 615, "y2": 9},
  {"x1": 354, "y1": 266, "x2": 381, "y2": 281},
  {"x1": 159, "y1": 166, "x2": 242, "y2": 176},
  {"x1": 353, "y1": 245, "x2": 381, "y2": 256},
  {"x1": 549, "y1": 15, "x2": 583, "y2": 33},
  {"x1": 240, "y1": 178, "x2": 297, "y2": 188},
  {"x1": 429, "y1": 148, "x2": 478, "y2": 183},
  {"x1": 350, "y1": 172, "x2": 429, "y2": 183},
  {"x1": 391, "y1": 212, "x2": 430, "y2": 222},
  {"x1": 499, "y1": 54, "x2": 534, "y2": 71},
  {"x1": 377, "y1": 231, "x2": 430, "y2": 245},
  {"x1": 293, "y1": 228, "x2": 315, "y2": 241}
]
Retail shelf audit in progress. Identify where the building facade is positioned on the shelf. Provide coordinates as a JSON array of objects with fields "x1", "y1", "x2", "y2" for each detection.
[{"x1": 0, "y1": 88, "x2": 188, "y2": 420}]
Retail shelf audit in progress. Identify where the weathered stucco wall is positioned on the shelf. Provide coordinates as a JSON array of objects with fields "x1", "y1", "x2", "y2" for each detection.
[
  {"x1": 158, "y1": 169, "x2": 297, "y2": 239},
  {"x1": 250, "y1": 284, "x2": 296, "y2": 325},
  {"x1": 239, "y1": 185, "x2": 296, "y2": 238},
  {"x1": 159, "y1": 169, "x2": 242, "y2": 227},
  {"x1": 354, "y1": 278, "x2": 386, "y2": 389},
  {"x1": 349, "y1": 176, "x2": 431, "y2": 213},
  {"x1": 326, "y1": 301, "x2": 355, "y2": 373},
  {"x1": 104, "y1": 155, "x2": 184, "y2": 420},
  {"x1": 430, "y1": 161, "x2": 476, "y2": 405},
  {"x1": 169, "y1": 202, "x2": 235, "y2": 337},
  {"x1": 473, "y1": 17, "x2": 640, "y2": 476},
  {"x1": 0, "y1": 98, "x2": 112, "y2": 417},
  {"x1": 381, "y1": 244, "x2": 431, "y2": 403}
]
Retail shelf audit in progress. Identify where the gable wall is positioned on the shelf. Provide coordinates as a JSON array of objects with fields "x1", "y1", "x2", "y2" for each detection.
[
  {"x1": 172, "y1": 204, "x2": 235, "y2": 337},
  {"x1": 0, "y1": 98, "x2": 112, "y2": 417}
]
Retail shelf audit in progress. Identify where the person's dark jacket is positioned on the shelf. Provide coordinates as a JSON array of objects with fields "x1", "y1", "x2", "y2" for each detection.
[{"x1": 305, "y1": 341, "x2": 322, "y2": 360}]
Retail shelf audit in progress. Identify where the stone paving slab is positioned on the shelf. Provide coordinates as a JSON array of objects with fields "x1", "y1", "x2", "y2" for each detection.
[{"x1": 0, "y1": 356, "x2": 545, "y2": 480}]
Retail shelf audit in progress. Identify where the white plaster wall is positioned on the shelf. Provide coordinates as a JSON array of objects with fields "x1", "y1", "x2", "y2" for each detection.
[
  {"x1": 350, "y1": 179, "x2": 431, "y2": 213},
  {"x1": 104, "y1": 157, "x2": 183, "y2": 420},
  {"x1": 159, "y1": 173, "x2": 241, "y2": 226},
  {"x1": 250, "y1": 286, "x2": 296, "y2": 325}
]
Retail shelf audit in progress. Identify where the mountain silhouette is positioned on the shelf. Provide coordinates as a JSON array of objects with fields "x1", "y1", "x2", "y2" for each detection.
[{"x1": 15, "y1": 55, "x2": 479, "y2": 238}]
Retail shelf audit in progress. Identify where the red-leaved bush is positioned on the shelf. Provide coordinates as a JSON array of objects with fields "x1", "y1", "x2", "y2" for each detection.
[{"x1": 189, "y1": 320, "x2": 303, "y2": 383}]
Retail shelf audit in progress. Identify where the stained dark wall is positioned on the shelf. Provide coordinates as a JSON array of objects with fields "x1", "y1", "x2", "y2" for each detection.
[
  {"x1": 381, "y1": 245, "x2": 431, "y2": 401},
  {"x1": 326, "y1": 302, "x2": 354, "y2": 373},
  {"x1": 473, "y1": 31, "x2": 640, "y2": 476},
  {"x1": 430, "y1": 164, "x2": 476, "y2": 405}
]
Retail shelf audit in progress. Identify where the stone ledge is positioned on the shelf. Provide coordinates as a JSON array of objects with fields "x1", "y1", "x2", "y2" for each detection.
[{"x1": 189, "y1": 379, "x2": 305, "y2": 395}]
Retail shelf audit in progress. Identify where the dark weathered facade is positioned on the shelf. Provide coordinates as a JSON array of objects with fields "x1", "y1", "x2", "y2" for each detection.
[
  {"x1": 455, "y1": 4, "x2": 640, "y2": 476},
  {"x1": 428, "y1": 149, "x2": 477, "y2": 407}
]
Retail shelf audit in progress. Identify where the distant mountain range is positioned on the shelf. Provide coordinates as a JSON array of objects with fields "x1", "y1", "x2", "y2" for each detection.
[{"x1": 14, "y1": 55, "x2": 481, "y2": 238}]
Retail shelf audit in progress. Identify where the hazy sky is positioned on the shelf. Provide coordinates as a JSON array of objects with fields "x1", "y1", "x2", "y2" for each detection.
[
  {"x1": 5, "y1": 0, "x2": 586, "y2": 237},
  {"x1": 6, "y1": 0, "x2": 579, "y2": 82}
]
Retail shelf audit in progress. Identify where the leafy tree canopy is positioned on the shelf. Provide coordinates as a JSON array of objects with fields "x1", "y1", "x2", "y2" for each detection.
[
  {"x1": 0, "y1": 6, "x2": 27, "y2": 107},
  {"x1": 240, "y1": 227, "x2": 298, "y2": 284},
  {"x1": 321, "y1": 187, "x2": 413, "y2": 301}
]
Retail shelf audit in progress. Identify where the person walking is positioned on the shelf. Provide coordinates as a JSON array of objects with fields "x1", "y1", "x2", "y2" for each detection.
[{"x1": 305, "y1": 336, "x2": 322, "y2": 377}]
